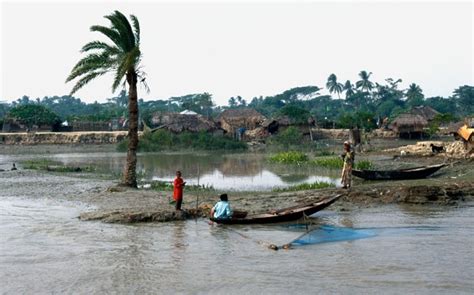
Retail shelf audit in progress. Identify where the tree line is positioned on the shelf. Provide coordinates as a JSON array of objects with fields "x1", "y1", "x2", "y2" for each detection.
[{"x1": 1, "y1": 76, "x2": 472, "y2": 130}]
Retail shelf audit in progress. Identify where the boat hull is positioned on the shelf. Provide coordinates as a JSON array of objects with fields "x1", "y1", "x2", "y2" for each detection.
[
  {"x1": 352, "y1": 164, "x2": 446, "y2": 181},
  {"x1": 210, "y1": 194, "x2": 342, "y2": 225}
]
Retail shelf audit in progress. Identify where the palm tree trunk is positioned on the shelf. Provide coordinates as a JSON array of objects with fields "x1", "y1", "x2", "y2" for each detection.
[{"x1": 122, "y1": 72, "x2": 139, "y2": 187}]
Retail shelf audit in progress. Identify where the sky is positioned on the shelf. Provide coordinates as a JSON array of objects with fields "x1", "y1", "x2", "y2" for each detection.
[{"x1": 1, "y1": 0, "x2": 472, "y2": 106}]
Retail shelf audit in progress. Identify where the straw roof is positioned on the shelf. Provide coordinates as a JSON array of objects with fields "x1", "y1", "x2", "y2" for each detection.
[
  {"x1": 390, "y1": 113, "x2": 428, "y2": 132},
  {"x1": 151, "y1": 112, "x2": 218, "y2": 133},
  {"x1": 409, "y1": 106, "x2": 439, "y2": 121},
  {"x1": 217, "y1": 108, "x2": 266, "y2": 133}
]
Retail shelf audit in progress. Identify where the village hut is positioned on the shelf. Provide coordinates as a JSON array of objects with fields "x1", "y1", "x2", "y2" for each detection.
[
  {"x1": 151, "y1": 112, "x2": 221, "y2": 134},
  {"x1": 409, "y1": 106, "x2": 439, "y2": 122},
  {"x1": 389, "y1": 113, "x2": 428, "y2": 139},
  {"x1": 217, "y1": 108, "x2": 266, "y2": 138}
]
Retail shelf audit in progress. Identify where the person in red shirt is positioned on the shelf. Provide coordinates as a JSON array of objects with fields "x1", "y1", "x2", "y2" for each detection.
[{"x1": 173, "y1": 171, "x2": 186, "y2": 211}]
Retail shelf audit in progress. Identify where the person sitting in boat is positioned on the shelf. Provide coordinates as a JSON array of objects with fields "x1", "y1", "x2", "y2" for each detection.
[
  {"x1": 211, "y1": 194, "x2": 233, "y2": 219},
  {"x1": 340, "y1": 141, "x2": 355, "y2": 189}
]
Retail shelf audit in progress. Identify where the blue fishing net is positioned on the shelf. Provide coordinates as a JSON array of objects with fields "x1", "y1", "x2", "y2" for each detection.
[{"x1": 291, "y1": 225, "x2": 377, "y2": 246}]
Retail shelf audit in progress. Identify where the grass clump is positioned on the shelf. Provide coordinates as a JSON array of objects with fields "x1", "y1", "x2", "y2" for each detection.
[
  {"x1": 310, "y1": 157, "x2": 374, "y2": 170},
  {"x1": 269, "y1": 151, "x2": 308, "y2": 164},
  {"x1": 311, "y1": 157, "x2": 343, "y2": 168},
  {"x1": 273, "y1": 181, "x2": 335, "y2": 192},
  {"x1": 355, "y1": 160, "x2": 373, "y2": 170},
  {"x1": 118, "y1": 130, "x2": 247, "y2": 152},
  {"x1": 148, "y1": 180, "x2": 215, "y2": 192}
]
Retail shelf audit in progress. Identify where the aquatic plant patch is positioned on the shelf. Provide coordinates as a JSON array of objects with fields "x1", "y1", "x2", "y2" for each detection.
[
  {"x1": 272, "y1": 181, "x2": 335, "y2": 192},
  {"x1": 268, "y1": 151, "x2": 308, "y2": 164}
]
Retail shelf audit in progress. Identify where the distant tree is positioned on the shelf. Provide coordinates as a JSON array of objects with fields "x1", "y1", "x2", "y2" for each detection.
[
  {"x1": 406, "y1": 83, "x2": 424, "y2": 107},
  {"x1": 277, "y1": 104, "x2": 311, "y2": 124},
  {"x1": 228, "y1": 97, "x2": 237, "y2": 107},
  {"x1": 452, "y1": 85, "x2": 474, "y2": 115},
  {"x1": 66, "y1": 10, "x2": 145, "y2": 188},
  {"x1": 343, "y1": 80, "x2": 355, "y2": 99},
  {"x1": 356, "y1": 71, "x2": 374, "y2": 93},
  {"x1": 7, "y1": 104, "x2": 61, "y2": 127},
  {"x1": 326, "y1": 74, "x2": 344, "y2": 98}
]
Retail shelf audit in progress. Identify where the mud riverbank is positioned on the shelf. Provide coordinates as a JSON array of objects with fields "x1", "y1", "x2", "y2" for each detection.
[{"x1": 0, "y1": 131, "x2": 129, "y2": 145}]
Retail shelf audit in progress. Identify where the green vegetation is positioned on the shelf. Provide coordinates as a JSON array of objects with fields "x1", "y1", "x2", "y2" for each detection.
[
  {"x1": 7, "y1": 104, "x2": 61, "y2": 127},
  {"x1": 4, "y1": 73, "x2": 471, "y2": 133},
  {"x1": 269, "y1": 151, "x2": 373, "y2": 169},
  {"x1": 355, "y1": 160, "x2": 373, "y2": 170},
  {"x1": 22, "y1": 159, "x2": 95, "y2": 173},
  {"x1": 311, "y1": 157, "x2": 344, "y2": 168},
  {"x1": 148, "y1": 180, "x2": 215, "y2": 192},
  {"x1": 269, "y1": 151, "x2": 308, "y2": 164},
  {"x1": 268, "y1": 126, "x2": 304, "y2": 148},
  {"x1": 117, "y1": 130, "x2": 247, "y2": 152},
  {"x1": 273, "y1": 181, "x2": 335, "y2": 192}
]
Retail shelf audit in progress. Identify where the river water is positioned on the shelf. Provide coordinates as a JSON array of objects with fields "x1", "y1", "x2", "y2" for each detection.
[
  {"x1": 0, "y1": 151, "x2": 342, "y2": 191},
  {"x1": 1, "y1": 195, "x2": 473, "y2": 294}
]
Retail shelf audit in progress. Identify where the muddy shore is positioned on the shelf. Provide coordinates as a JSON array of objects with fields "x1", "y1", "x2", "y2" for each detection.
[{"x1": 1, "y1": 153, "x2": 472, "y2": 224}]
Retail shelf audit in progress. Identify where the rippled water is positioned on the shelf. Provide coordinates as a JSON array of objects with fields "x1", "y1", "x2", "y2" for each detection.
[{"x1": 1, "y1": 197, "x2": 473, "y2": 294}]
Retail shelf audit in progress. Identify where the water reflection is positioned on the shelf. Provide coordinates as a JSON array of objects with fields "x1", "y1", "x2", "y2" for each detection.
[{"x1": 1, "y1": 152, "x2": 342, "y2": 191}]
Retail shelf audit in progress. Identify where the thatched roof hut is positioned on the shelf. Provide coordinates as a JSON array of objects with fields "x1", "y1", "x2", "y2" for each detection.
[
  {"x1": 151, "y1": 112, "x2": 219, "y2": 133},
  {"x1": 217, "y1": 108, "x2": 266, "y2": 134},
  {"x1": 390, "y1": 113, "x2": 428, "y2": 138},
  {"x1": 409, "y1": 106, "x2": 439, "y2": 121}
]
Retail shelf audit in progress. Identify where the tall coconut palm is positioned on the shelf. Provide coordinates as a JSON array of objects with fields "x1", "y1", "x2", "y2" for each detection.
[
  {"x1": 406, "y1": 83, "x2": 424, "y2": 107},
  {"x1": 326, "y1": 74, "x2": 344, "y2": 98},
  {"x1": 343, "y1": 80, "x2": 355, "y2": 99},
  {"x1": 356, "y1": 70, "x2": 374, "y2": 93},
  {"x1": 66, "y1": 10, "x2": 145, "y2": 188}
]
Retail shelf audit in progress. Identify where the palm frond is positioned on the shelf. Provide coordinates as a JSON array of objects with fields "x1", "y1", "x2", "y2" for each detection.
[
  {"x1": 66, "y1": 52, "x2": 115, "y2": 82},
  {"x1": 130, "y1": 14, "x2": 140, "y2": 44},
  {"x1": 90, "y1": 25, "x2": 127, "y2": 51},
  {"x1": 104, "y1": 11, "x2": 135, "y2": 51},
  {"x1": 112, "y1": 57, "x2": 129, "y2": 92},
  {"x1": 70, "y1": 71, "x2": 107, "y2": 95},
  {"x1": 81, "y1": 41, "x2": 120, "y2": 54}
]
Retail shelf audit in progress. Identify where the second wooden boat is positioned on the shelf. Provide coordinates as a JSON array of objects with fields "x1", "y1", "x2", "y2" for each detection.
[{"x1": 352, "y1": 163, "x2": 446, "y2": 180}]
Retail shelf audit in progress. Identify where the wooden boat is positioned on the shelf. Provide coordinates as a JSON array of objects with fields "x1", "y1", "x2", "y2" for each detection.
[
  {"x1": 351, "y1": 163, "x2": 446, "y2": 181},
  {"x1": 209, "y1": 194, "x2": 342, "y2": 225}
]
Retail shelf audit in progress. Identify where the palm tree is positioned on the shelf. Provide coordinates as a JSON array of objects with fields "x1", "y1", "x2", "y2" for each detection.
[
  {"x1": 406, "y1": 83, "x2": 424, "y2": 107},
  {"x1": 326, "y1": 74, "x2": 344, "y2": 98},
  {"x1": 343, "y1": 80, "x2": 355, "y2": 98},
  {"x1": 66, "y1": 10, "x2": 145, "y2": 188},
  {"x1": 356, "y1": 70, "x2": 374, "y2": 93}
]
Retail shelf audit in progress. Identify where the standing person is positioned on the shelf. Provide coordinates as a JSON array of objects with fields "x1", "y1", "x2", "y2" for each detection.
[
  {"x1": 341, "y1": 141, "x2": 355, "y2": 189},
  {"x1": 173, "y1": 171, "x2": 186, "y2": 211},
  {"x1": 210, "y1": 194, "x2": 233, "y2": 219}
]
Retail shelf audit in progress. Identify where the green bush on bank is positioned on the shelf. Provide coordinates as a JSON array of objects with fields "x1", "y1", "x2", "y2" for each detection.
[
  {"x1": 268, "y1": 126, "x2": 303, "y2": 148},
  {"x1": 269, "y1": 151, "x2": 308, "y2": 164},
  {"x1": 273, "y1": 181, "x2": 335, "y2": 192},
  {"x1": 117, "y1": 130, "x2": 248, "y2": 152}
]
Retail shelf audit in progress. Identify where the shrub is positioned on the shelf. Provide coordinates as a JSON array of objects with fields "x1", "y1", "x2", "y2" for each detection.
[{"x1": 270, "y1": 126, "x2": 303, "y2": 147}]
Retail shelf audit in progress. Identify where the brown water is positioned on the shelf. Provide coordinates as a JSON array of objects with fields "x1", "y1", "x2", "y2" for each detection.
[{"x1": 1, "y1": 196, "x2": 473, "y2": 294}]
